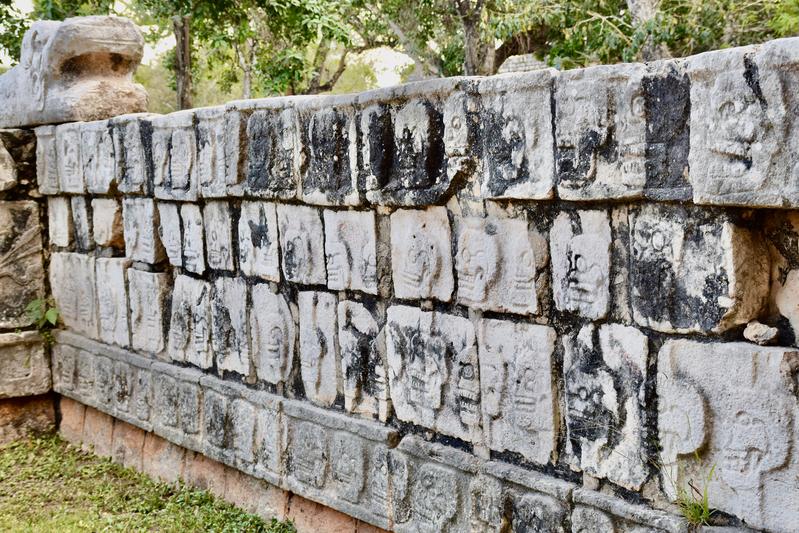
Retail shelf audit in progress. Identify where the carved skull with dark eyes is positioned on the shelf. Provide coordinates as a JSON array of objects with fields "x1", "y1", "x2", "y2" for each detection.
[{"x1": 566, "y1": 367, "x2": 617, "y2": 442}]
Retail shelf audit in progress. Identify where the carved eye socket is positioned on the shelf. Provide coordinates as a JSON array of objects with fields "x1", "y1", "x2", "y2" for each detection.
[
  {"x1": 719, "y1": 100, "x2": 735, "y2": 118},
  {"x1": 631, "y1": 95, "x2": 645, "y2": 117},
  {"x1": 574, "y1": 254, "x2": 587, "y2": 272},
  {"x1": 651, "y1": 230, "x2": 665, "y2": 251},
  {"x1": 577, "y1": 387, "x2": 589, "y2": 401},
  {"x1": 451, "y1": 116, "x2": 462, "y2": 130},
  {"x1": 461, "y1": 364, "x2": 475, "y2": 379}
]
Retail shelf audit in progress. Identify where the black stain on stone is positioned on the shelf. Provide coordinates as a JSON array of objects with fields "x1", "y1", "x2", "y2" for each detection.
[
  {"x1": 303, "y1": 108, "x2": 352, "y2": 200},
  {"x1": 363, "y1": 105, "x2": 394, "y2": 189},
  {"x1": 483, "y1": 106, "x2": 530, "y2": 196},
  {"x1": 744, "y1": 54, "x2": 767, "y2": 109},
  {"x1": 246, "y1": 111, "x2": 295, "y2": 194}
]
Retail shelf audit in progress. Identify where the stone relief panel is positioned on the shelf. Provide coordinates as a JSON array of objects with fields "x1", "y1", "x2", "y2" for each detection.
[
  {"x1": 301, "y1": 104, "x2": 359, "y2": 205},
  {"x1": 289, "y1": 420, "x2": 328, "y2": 488},
  {"x1": 324, "y1": 209, "x2": 378, "y2": 294},
  {"x1": 196, "y1": 106, "x2": 227, "y2": 197},
  {"x1": 112, "y1": 115, "x2": 152, "y2": 195},
  {"x1": 123, "y1": 198, "x2": 165, "y2": 264},
  {"x1": 478, "y1": 319, "x2": 556, "y2": 465},
  {"x1": 48, "y1": 197, "x2": 72, "y2": 247},
  {"x1": 128, "y1": 269, "x2": 169, "y2": 354},
  {"x1": 49, "y1": 252, "x2": 97, "y2": 338},
  {"x1": 211, "y1": 277, "x2": 249, "y2": 376},
  {"x1": 250, "y1": 284, "x2": 294, "y2": 387},
  {"x1": 35, "y1": 125, "x2": 59, "y2": 194},
  {"x1": 203, "y1": 201, "x2": 234, "y2": 271},
  {"x1": 329, "y1": 430, "x2": 366, "y2": 503},
  {"x1": 658, "y1": 340, "x2": 799, "y2": 532},
  {"x1": 81, "y1": 120, "x2": 116, "y2": 194},
  {"x1": 180, "y1": 203, "x2": 205, "y2": 274},
  {"x1": 551, "y1": 210, "x2": 611, "y2": 320},
  {"x1": 337, "y1": 301, "x2": 389, "y2": 421},
  {"x1": 298, "y1": 291, "x2": 339, "y2": 407},
  {"x1": 239, "y1": 201, "x2": 280, "y2": 281},
  {"x1": 276, "y1": 204, "x2": 326, "y2": 285},
  {"x1": 0, "y1": 331, "x2": 50, "y2": 399},
  {"x1": 95, "y1": 258, "x2": 130, "y2": 348},
  {"x1": 55, "y1": 122, "x2": 84, "y2": 193},
  {"x1": 156, "y1": 202, "x2": 182, "y2": 267},
  {"x1": 629, "y1": 204, "x2": 769, "y2": 334},
  {"x1": 224, "y1": 107, "x2": 247, "y2": 191},
  {"x1": 246, "y1": 108, "x2": 300, "y2": 199},
  {"x1": 390, "y1": 206, "x2": 453, "y2": 302},
  {"x1": 152, "y1": 111, "x2": 198, "y2": 201},
  {"x1": 152, "y1": 367, "x2": 203, "y2": 450},
  {"x1": 571, "y1": 488, "x2": 687, "y2": 533},
  {"x1": 251, "y1": 395, "x2": 284, "y2": 483},
  {"x1": 564, "y1": 324, "x2": 649, "y2": 490},
  {"x1": 765, "y1": 211, "x2": 799, "y2": 343},
  {"x1": 386, "y1": 305, "x2": 480, "y2": 443},
  {"x1": 168, "y1": 275, "x2": 213, "y2": 369},
  {"x1": 442, "y1": 89, "x2": 478, "y2": 176},
  {"x1": 0, "y1": 201, "x2": 44, "y2": 329},
  {"x1": 70, "y1": 196, "x2": 92, "y2": 251},
  {"x1": 91, "y1": 198, "x2": 124, "y2": 249}
]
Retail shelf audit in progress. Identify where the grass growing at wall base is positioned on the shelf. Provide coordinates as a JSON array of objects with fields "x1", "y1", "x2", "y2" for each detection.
[{"x1": 0, "y1": 434, "x2": 295, "y2": 533}]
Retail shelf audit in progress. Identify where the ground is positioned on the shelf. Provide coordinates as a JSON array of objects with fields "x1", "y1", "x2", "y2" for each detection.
[{"x1": 0, "y1": 434, "x2": 296, "y2": 532}]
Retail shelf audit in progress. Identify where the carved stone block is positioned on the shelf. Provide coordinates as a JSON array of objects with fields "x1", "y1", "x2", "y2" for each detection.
[
  {"x1": 203, "y1": 387, "x2": 230, "y2": 451},
  {"x1": 478, "y1": 319, "x2": 556, "y2": 465},
  {"x1": 551, "y1": 210, "x2": 611, "y2": 320},
  {"x1": 250, "y1": 284, "x2": 294, "y2": 386},
  {"x1": 123, "y1": 198, "x2": 165, "y2": 264},
  {"x1": 390, "y1": 206, "x2": 454, "y2": 302},
  {"x1": 81, "y1": 120, "x2": 116, "y2": 194},
  {"x1": 230, "y1": 397, "x2": 256, "y2": 465},
  {"x1": 0, "y1": 201, "x2": 44, "y2": 329},
  {"x1": 224, "y1": 107, "x2": 247, "y2": 191},
  {"x1": 324, "y1": 209, "x2": 378, "y2": 294},
  {"x1": 386, "y1": 305, "x2": 480, "y2": 443},
  {"x1": 49, "y1": 252, "x2": 96, "y2": 338},
  {"x1": 203, "y1": 201, "x2": 234, "y2": 271},
  {"x1": 156, "y1": 202, "x2": 182, "y2": 267},
  {"x1": 94, "y1": 354, "x2": 114, "y2": 407},
  {"x1": 95, "y1": 257, "x2": 130, "y2": 347},
  {"x1": 52, "y1": 343, "x2": 78, "y2": 394},
  {"x1": 238, "y1": 201, "x2": 280, "y2": 281},
  {"x1": 133, "y1": 367, "x2": 153, "y2": 423},
  {"x1": 112, "y1": 114, "x2": 151, "y2": 195},
  {"x1": 70, "y1": 196, "x2": 92, "y2": 251},
  {"x1": 572, "y1": 489, "x2": 688, "y2": 533},
  {"x1": 629, "y1": 204, "x2": 769, "y2": 334},
  {"x1": 658, "y1": 340, "x2": 799, "y2": 532},
  {"x1": 211, "y1": 277, "x2": 249, "y2": 376},
  {"x1": 0, "y1": 331, "x2": 50, "y2": 398},
  {"x1": 55, "y1": 122, "x2": 84, "y2": 193},
  {"x1": 277, "y1": 204, "x2": 326, "y2": 285},
  {"x1": 128, "y1": 269, "x2": 169, "y2": 353},
  {"x1": 196, "y1": 106, "x2": 227, "y2": 197},
  {"x1": 0, "y1": 130, "x2": 33, "y2": 192},
  {"x1": 246, "y1": 108, "x2": 300, "y2": 199},
  {"x1": 113, "y1": 359, "x2": 135, "y2": 414},
  {"x1": 298, "y1": 291, "x2": 339, "y2": 407},
  {"x1": 91, "y1": 198, "x2": 123, "y2": 249},
  {"x1": 288, "y1": 420, "x2": 328, "y2": 488},
  {"x1": 47, "y1": 197, "x2": 72, "y2": 247},
  {"x1": 564, "y1": 323, "x2": 649, "y2": 490},
  {"x1": 76, "y1": 348, "x2": 95, "y2": 399},
  {"x1": 251, "y1": 394, "x2": 284, "y2": 482},
  {"x1": 152, "y1": 111, "x2": 198, "y2": 201},
  {"x1": 180, "y1": 203, "x2": 205, "y2": 274},
  {"x1": 168, "y1": 275, "x2": 213, "y2": 369},
  {"x1": 35, "y1": 125, "x2": 59, "y2": 194}
]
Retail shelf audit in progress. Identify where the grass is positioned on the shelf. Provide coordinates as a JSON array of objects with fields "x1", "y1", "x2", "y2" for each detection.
[
  {"x1": 674, "y1": 462, "x2": 716, "y2": 526},
  {"x1": 0, "y1": 434, "x2": 296, "y2": 533}
]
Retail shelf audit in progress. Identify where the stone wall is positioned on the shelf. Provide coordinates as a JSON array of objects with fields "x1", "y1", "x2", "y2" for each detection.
[{"x1": 32, "y1": 31, "x2": 799, "y2": 533}]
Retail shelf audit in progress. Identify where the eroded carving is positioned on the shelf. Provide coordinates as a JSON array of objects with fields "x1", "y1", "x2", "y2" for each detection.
[
  {"x1": 239, "y1": 201, "x2": 280, "y2": 281},
  {"x1": 250, "y1": 285, "x2": 294, "y2": 386},
  {"x1": 298, "y1": 291, "x2": 339, "y2": 407},
  {"x1": 167, "y1": 275, "x2": 213, "y2": 369},
  {"x1": 324, "y1": 210, "x2": 378, "y2": 294},
  {"x1": 277, "y1": 204, "x2": 326, "y2": 285}
]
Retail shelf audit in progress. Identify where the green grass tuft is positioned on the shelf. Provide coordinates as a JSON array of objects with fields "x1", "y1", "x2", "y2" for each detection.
[{"x1": 674, "y1": 463, "x2": 716, "y2": 526}]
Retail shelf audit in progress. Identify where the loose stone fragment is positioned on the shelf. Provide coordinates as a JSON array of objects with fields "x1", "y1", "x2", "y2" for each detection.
[
  {"x1": 56, "y1": 122, "x2": 84, "y2": 193},
  {"x1": 238, "y1": 201, "x2": 280, "y2": 281},
  {"x1": 91, "y1": 198, "x2": 123, "y2": 249},
  {"x1": 49, "y1": 252, "x2": 97, "y2": 338},
  {"x1": 629, "y1": 204, "x2": 769, "y2": 334},
  {"x1": 128, "y1": 269, "x2": 170, "y2": 353},
  {"x1": 743, "y1": 321, "x2": 779, "y2": 345},
  {"x1": 70, "y1": 196, "x2": 92, "y2": 251},
  {"x1": 551, "y1": 210, "x2": 611, "y2": 320},
  {"x1": 123, "y1": 198, "x2": 165, "y2": 264},
  {"x1": 196, "y1": 106, "x2": 227, "y2": 197},
  {"x1": 112, "y1": 114, "x2": 152, "y2": 195},
  {"x1": 152, "y1": 110, "x2": 197, "y2": 201},
  {"x1": 168, "y1": 275, "x2": 213, "y2": 369},
  {"x1": 564, "y1": 323, "x2": 649, "y2": 490},
  {"x1": 95, "y1": 257, "x2": 130, "y2": 347},
  {"x1": 250, "y1": 284, "x2": 294, "y2": 386},
  {"x1": 180, "y1": 203, "x2": 205, "y2": 274},
  {"x1": 156, "y1": 202, "x2": 182, "y2": 267},
  {"x1": 48, "y1": 197, "x2": 72, "y2": 248},
  {"x1": 246, "y1": 108, "x2": 300, "y2": 199},
  {"x1": 0, "y1": 331, "x2": 49, "y2": 399},
  {"x1": 390, "y1": 206, "x2": 454, "y2": 302},
  {"x1": 658, "y1": 340, "x2": 799, "y2": 532},
  {"x1": 81, "y1": 120, "x2": 116, "y2": 194},
  {"x1": 324, "y1": 210, "x2": 378, "y2": 294},
  {"x1": 203, "y1": 201, "x2": 234, "y2": 271},
  {"x1": 34, "y1": 125, "x2": 59, "y2": 194},
  {"x1": 572, "y1": 489, "x2": 688, "y2": 533},
  {"x1": 211, "y1": 277, "x2": 249, "y2": 376},
  {"x1": 298, "y1": 291, "x2": 339, "y2": 407},
  {"x1": 276, "y1": 204, "x2": 326, "y2": 285}
]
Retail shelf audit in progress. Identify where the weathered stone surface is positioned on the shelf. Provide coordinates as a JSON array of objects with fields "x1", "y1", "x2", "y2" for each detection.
[
  {"x1": 337, "y1": 301, "x2": 389, "y2": 421},
  {"x1": 151, "y1": 362, "x2": 203, "y2": 451},
  {"x1": 168, "y1": 275, "x2": 213, "y2": 369},
  {"x1": 123, "y1": 198, "x2": 165, "y2": 264},
  {"x1": 390, "y1": 207, "x2": 453, "y2": 302},
  {"x1": 551, "y1": 210, "x2": 611, "y2": 320},
  {"x1": 324, "y1": 210, "x2": 378, "y2": 294},
  {"x1": 387, "y1": 305, "x2": 480, "y2": 443},
  {"x1": 156, "y1": 202, "x2": 182, "y2": 267},
  {"x1": 181, "y1": 203, "x2": 205, "y2": 274},
  {"x1": 112, "y1": 114, "x2": 152, "y2": 195},
  {"x1": 56, "y1": 122, "x2": 84, "y2": 193},
  {"x1": 211, "y1": 277, "x2": 249, "y2": 376},
  {"x1": 91, "y1": 198, "x2": 123, "y2": 249},
  {"x1": 478, "y1": 319, "x2": 556, "y2": 465},
  {"x1": 35, "y1": 125, "x2": 59, "y2": 194},
  {"x1": 50, "y1": 252, "x2": 97, "y2": 338},
  {"x1": 658, "y1": 340, "x2": 799, "y2": 532},
  {"x1": 153, "y1": 111, "x2": 198, "y2": 201},
  {"x1": 298, "y1": 291, "x2": 339, "y2": 407},
  {"x1": 277, "y1": 204, "x2": 326, "y2": 285},
  {"x1": 48, "y1": 197, "x2": 72, "y2": 247},
  {"x1": 0, "y1": 129, "x2": 35, "y2": 191},
  {"x1": 81, "y1": 120, "x2": 116, "y2": 194},
  {"x1": 128, "y1": 269, "x2": 169, "y2": 353},
  {"x1": 70, "y1": 196, "x2": 92, "y2": 250},
  {"x1": 0, "y1": 332, "x2": 49, "y2": 398},
  {"x1": 196, "y1": 106, "x2": 227, "y2": 197},
  {"x1": 0, "y1": 201, "x2": 44, "y2": 329},
  {"x1": 564, "y1": 323, "x2": 648, "y2": 490},
  {"x1": 95, "y1": 257, "x2": 130, "y2": 347},
  {"x1": 203, "y1": 201, "x2": 234, "y2": 271},
  {"x1": 572, "y1": 488, "x2": 688, "y2": 533},
  {"x1": 766, "y1": 212, "x2": 799, "y2": 343},
  {"x1": 223, "y1": 106, "x2": 248, "y2": 193},
  {"x1": 238, "y1": 201, "x2": 280, "y2": 281},
  {"x1": 0, "y1": 16, "x2": 147, "y2": 129},
  {"x1": 246, "y1": 107, "x2": 301, "y2": 199},
  {"x1": 477, "y1": 70, "x2": 556, "y2": 199},
  {"x1": 744, "y1": 321, "x2": 779, "y2": 346},
  {"x1": 630, "y1": 204, "x2": 769, "y2": 334},
  {"x1": 250, "y1": 284, "x2": 294, "y2": 386}
]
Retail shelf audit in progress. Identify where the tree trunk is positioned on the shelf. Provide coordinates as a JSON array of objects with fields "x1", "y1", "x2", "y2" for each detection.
[
  {"x1": 456, "y1": 0, "x2": 493, "y2": 76},
  {"x1": 627, "y1": 0, "x2": 672, "y2": 60},
  {"x1": 238, "y1": 39, "x2": 254, "y2": 100},
  {"x1": 172, "y1": 15, "x2": 193, "y2": 110}
]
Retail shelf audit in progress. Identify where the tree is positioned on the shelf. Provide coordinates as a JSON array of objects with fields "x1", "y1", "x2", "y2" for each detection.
[{"x1": 0, "y1": 1, "x2": 28, "y2": 64}]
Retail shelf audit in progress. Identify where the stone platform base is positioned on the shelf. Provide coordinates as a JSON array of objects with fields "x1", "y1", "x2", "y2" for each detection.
[
  {"x1": 57, "y1": 396, "x2": 386, "y2": 533},
  {"x1": 0, "y1": 394, "x2": 55, "y2": 446}
]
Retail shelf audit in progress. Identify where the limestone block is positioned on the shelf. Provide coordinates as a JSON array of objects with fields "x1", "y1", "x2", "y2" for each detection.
[
  {"x1": 223, "y1": 107, "x2": 247, "y2": 192},
  {"x1": 324, "y1": 210, "x2": 378, "y2": 294},
  {"x1": 0, "y1": 201, "x2": 44, "y2": 329},
  {"x1": 203, "y1": 201, "x2": 234, "y2": 271},
  {"x1": 478, "y1": 319, "x2": 556, "y2": 465},
  {"x1": 766, "y1": 212, "x2": 799, "y2": 342},
  {"x1": 455, "y1": 216, "x2": 547, "y2": 315},
  {"x1": 156, "y1": 202, "x2": 182, "y2": 267},
  {"x1": 688, "y1": 39, "x2": 799, "y2": 207},
  {"x1": 386, "y1": 305, "x2": 480, "y2": 443},
  {"x1": 0, "y1": 332, "x2": 49, "y2": 398},
  {"x1": 52, "y1": 343, "x2": 78, "y2": 394},
  {"x1": 128, "y1": 269, "x2": 169, "y2": 353},
  {"x1": 390, "y1": 206, "x2": 454, "y2": 302},
  {"x1": 337, "y1": 301, "x2": 390, "y2": 421},
  {"x1": 34, "y1": 125, "x2": 59, "y2": 194},
  {"x1": 70, "y1": 196, "x2": 92, "y2": 251},
  {"x1": 151, "y1": 363, "x2": 203, "y2": 451},
  {"x1": 112, "y1": 114, "x2": 152, "y2": 195},
  {"x1": 95, "y1": 257, "x2": 130, "y2": 347},
  {"x1": 123, "y1": 198, "x2": 165, "y2": 264},
  {"x1": 55, "y1": 122, "x2": 84, "y2": 193},
  {"x1": 238, "y1": 201, "x2": 280, "y2": 281},
  {"x1": 181, "y1": 203, "x2": 205, "y2": 274},
  {"x1": 564, "y1": 323, "x2": 649, "y2": 490},
  {"x1": 168, "y1": 275, "x2": 213, "y2": 369},
  {"x1": 0, "y1": 130, "x2": 32, "y2": 191},
  {"x1": 112, "y1": 359, "x2": 135, "y2": 415},
  {"x1": 250, "y1": 284, "x2": 295, "y2": 386},
  {"x1": 0, "y1": 144, "x2": 14, "y2": 192},
  {"x1": 132, "y1": 367, "x2": 154, "y2": 425},
  {"x1": 572, "y1": 489, "x2": 688, "y2": 533},
  {"x1": 551, "y1": 210, "x2": 611, "y2": 320},
  {"x1": 298, "y1": 291, "x2": 339, "y2": 407},
  {"x1": 629, "y1": 204, "x2": 769, "y2": 334},
  {"x1": 81, "y1": 120, "x2": 116, "y2": 194},
  {"x1": 658, "y1": 340, "x2": 799, "y2": 532},
  {"x1": 196, "y1": 106, "x2": 227, "y2": 197},
  {"x1": 246, "y1": 108, "x2": 300, "y2": 199},
  {"x1": 477, "y1": 70, "x2": 556, "y2": 199},
  {"x1": 211, "y1": 277, "x2": 250, "y2": 376},
  {"x1": 276, "y1": 204, "x2": 326, "y2": 285},
  {"x1": 93, "y1": 354, "x2": 114, "y2": 407},
  {"x1": 49, "y1": 252, "x2": 97, "y2": 338},
  {"x1": 555, "y1": 64, "x2": 650, "y2": 200},
  {"x1": 152, "y1": 111, "x2": 198, "y2": 201},
  {"x1": 48, "y1": 197, "x2": 72, "y2": 247},
  {"x1": 246, "y1": 389, "x2": 284, "y2": 484},
  {"x1": 91, "y1": 198, "x2": 123, "y2": 249}
]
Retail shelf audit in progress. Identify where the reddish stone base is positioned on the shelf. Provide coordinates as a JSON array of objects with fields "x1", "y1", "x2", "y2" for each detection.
[
  {"x1": 0, "y1": 394, "x2": 55, "y2": 445},
  {"x1": 57, "y1": 396, "x2": 386, "y2": 533}
]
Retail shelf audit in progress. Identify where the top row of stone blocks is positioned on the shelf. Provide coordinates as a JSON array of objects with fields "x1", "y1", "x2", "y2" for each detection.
[{"x1": 34, "y1": 37, "x2": 799, "y2": 208}]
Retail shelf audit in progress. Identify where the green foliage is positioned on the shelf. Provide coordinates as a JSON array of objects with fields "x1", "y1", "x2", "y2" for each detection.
[
  {"x1": 30, "y1": 0, "x2": 115, "y2": 20},
  {"x1": 674, "y1": 461, "x2": 716, "y2": 526},
  {"x1": 25, "y1": 298, "x2": 58, "y2": 346},
  {"x1": 0, "y1": 1, "x2": 29, "y2": 64}
]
